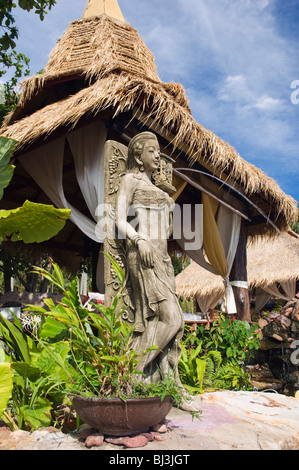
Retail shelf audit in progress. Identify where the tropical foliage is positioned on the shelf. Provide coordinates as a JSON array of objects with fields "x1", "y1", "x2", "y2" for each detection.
[
  {"x1": 179, "y1": 316, "x2": 260, "y2": 394},
  {"x1": 0, "y1": 258, "x2": 261, "y2": 431},
  {"x1": 0, "y1": 200, "x2": 71, "y2": 244},
  {"x1": 0, "y1": 1, "x2": 57, "y2": 126},
  {"x1": 0, "y1": 136, "x2": 15, "y2": 199},
  {"x1": 0, "y1": 257, "x2": 185, "y2": 431},
  {"x1": 0, "y1": 1, "x2": 56, "y2": 79},
  {"x1": 0, "y1": 136, "x2": 71, "y2": 245}
]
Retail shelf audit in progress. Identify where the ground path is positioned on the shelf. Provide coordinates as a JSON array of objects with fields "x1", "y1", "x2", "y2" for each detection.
[{"x1": 0, "y1": 391, "x2": 298, "y2": 451}]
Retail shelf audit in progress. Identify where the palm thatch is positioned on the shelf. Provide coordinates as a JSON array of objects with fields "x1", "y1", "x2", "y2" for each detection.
[
  {"x1": 0, "y1": 13, "x2": 297, "y2": 234},
  {"x1": 175, "y1": 230, "x2": 299, "y2": 299},
  {"x1": 3, "y1": 15, "x2": 190, "y2": 124}
]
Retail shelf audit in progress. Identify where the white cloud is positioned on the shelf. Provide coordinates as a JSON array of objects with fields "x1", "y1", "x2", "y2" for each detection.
[
  {"x1": 218, "y1": 75, "x2": 252, "y2": 103},
  {"x1": 253, "y1": 95, "x2": 285, "y2": 111},
  {"x1": 218, "y1": 75, "x2": 285, "y2": 112},
  {"x1": 2, "y1": 0, "x2": 298, "y2": 200}
]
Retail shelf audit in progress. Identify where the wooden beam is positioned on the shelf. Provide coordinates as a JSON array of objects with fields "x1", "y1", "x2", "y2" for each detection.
[{"x1": 173, "y1": 168, "x2": 251, "y2": 221}]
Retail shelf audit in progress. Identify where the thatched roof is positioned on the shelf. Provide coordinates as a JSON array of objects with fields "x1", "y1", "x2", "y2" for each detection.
[
  {"x1": 2, "y1": 14, "x2": 190, "y2": 127},
  {"x1": 0, "y1": 3, "x2": 297, "y2": 236},
  {"x1": 175, "y1": 230, "x2": 299, "y2": 299}
]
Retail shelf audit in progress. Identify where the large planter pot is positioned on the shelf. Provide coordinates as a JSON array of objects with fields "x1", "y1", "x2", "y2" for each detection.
[{"x1": 71, "y1": 395, "x2": 172, "y2": 436}]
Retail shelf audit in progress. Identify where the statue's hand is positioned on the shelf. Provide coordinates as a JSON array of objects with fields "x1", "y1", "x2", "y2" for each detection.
[{"x1": 137, "y1": 239, "x2": 154, "y2": 268}]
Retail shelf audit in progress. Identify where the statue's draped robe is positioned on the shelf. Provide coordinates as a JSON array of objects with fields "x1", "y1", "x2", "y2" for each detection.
[{"x1": 125, "y1": 174, "x2": 184, "y2": 382}]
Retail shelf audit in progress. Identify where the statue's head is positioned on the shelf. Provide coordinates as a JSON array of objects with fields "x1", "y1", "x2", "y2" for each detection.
[{"x1": 127, "y1": 132, "x2": 159, "y2": 172}]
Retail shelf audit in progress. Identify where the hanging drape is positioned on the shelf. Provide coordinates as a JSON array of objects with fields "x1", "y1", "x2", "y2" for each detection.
[
  {"x1": 280, "y1": 279, "x2": 296, "y2": 300},
  {"x1": 263, "y1": 279, "x2": 296, "y2": 302},
  {"x1": 19, "y1": 121, "x2": 108, "y2": 291},
  {"x1": 19, "y1": 137, "x2": 66, "y2": 209},
  {"x1": 175, "y1": 191, "x2": 242, "y2": 313},
  {"x1": 262, "y1": 283, "x2": 290, "y2": 302},
  {"x1": 202, "y1": 193, "x2": 227, "y2": 276},
  {"x1": 196, "y1": 289, "x2": 222, "y2": 314},
  {"x1": 253, "y1": 287, "x2": 271, "y2": 314},
  {"x1": 19, "y1": 123, "x2": 107, "y2": 241},
  {"x1": 253, "y1": 279, "x2": 297, "y2": 313},
  {"x1": 66, "y1": 120, "x2": 107, "y2": 222},
  {"x1": 201, "y1": 193, "x2": 242, "y2": 313}
]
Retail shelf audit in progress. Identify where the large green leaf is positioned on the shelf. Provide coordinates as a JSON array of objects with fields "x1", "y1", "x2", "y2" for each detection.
[
  {"x1": 33, "y1": 341, "x2": 76, "y2": 384},
  {"x1": 20, "y1": 397, "x2": 52, "y2": 431},
  {"x1": 0, "y1": 362, "x2": 14, "y2": 416},
  {"x1": 0, "y1": 136, "x2": 17, "y2": 200},
  {"x1": 39, "y1": 317, "x2": 69, "y2": 340},
  {"x1": 12, "y1": 362, "x2": 41, "y2": 382},
  {"x1": 0, "y1": 200, "x2": 71, "y2": 243},
  {"x1": 0, "y1": 313, "x2": 31, "y2": 363},
  {"x1": 196, "y1": 358, "x2": 206, "y2": 392}
]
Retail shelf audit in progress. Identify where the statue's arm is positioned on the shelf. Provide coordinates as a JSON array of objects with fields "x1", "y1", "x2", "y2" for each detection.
[
  {"x1": 115, "y1": 173, "x2": 137, "y2": 242},
  {"x1": 115, "y1": 173, "x2": 154, "y2": 267}
]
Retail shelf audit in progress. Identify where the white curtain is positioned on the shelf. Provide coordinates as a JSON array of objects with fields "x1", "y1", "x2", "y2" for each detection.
[
  {"x1": 196, "y1": 290, "x2": 222, "y2": 314},
  {"x1": 176, "y1": 203, "x2": 242, "y2": 313},
  {"x1": 280, "y1": 279, "x2": 296, "y2": 300},
  {"x1": 253, "y1": 287, "x2": 271, "y2": 314},
  {"x1": 19, "y1": 137, "x2": 66, "y2": 209},
  {"x1": 216, "y1": 204, "x2": 242, "y2": 313},
  {"x1": 19, "y1": 121, "x2": 107, "y2": 243},
  {"x1": 19, "y1": 121, "x2": 108, "y2": 292},
  {"x1": 253, "y1": 279, "x2": 296, "y2": 313},
  {"x1": 263, "y1": 280, "x2": 296, "y2": 302},
  {"x1": 66, "y1": 120, "x2": 107, "y2": 222}
]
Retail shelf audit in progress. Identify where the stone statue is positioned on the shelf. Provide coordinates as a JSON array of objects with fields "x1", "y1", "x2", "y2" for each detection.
[
  {"x1": 115, "y1": 131, "x2": 184, "y2": 384},
  {"x1": 104, "y1": 131, "x2": 199, "y2": 411}
]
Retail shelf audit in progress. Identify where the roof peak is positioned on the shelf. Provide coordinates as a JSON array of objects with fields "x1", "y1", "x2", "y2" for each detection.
[{"x1": 82, "y1": 0, "x2": 125, "y2": 22}]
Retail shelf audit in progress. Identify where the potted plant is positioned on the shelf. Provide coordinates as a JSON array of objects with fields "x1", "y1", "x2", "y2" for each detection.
[{"x1": 28, "y1": 255, "x2": 185, "y2": 436}]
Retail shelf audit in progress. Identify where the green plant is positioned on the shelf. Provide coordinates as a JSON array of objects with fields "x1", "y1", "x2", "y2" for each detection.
[
  {"x1": 0, "y1": 255, "x2": 189, "y2": 430},
  {"x1": 178, "y1": 327, "x2": 222, "y2": 394},
  {"x1": 0, "y1": 362, "x2": 13, "y2": 419},
  {"x1": 178, "y1": 316, "x2": 260, "y2": 393},
  {"x1": 179, "y1": 296, "x2": 197, "y2": 314},
  {"x1": 197, "y1": 315, "x2": 260, "y2": 366},
  {"x1": 0, "y1": 311, "x2": 75, "y2": 431},
  {"x1": 27, "y1": 255, "x2": 185, "y2": 404},
  {"x1": 0, "y1": 137, "x2": 71, "y2": 244},
  {"x1": 179, "y1": 328, "x2": 203, "y2": 393},
  {"x1": 213, "y1": 362, "x2": 252, "y2": 390}
]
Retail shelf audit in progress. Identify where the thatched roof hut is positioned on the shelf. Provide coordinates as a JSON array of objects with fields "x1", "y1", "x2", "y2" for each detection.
[
  {"x1": 175, "y1": 230, "x2": 299, "y2": 314},
  {"x1": 0, "y1": 0, "x2": 297, "y2": 298}
]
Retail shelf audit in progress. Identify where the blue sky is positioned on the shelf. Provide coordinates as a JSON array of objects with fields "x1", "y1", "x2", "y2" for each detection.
[{"x1": 3, "y1": 0, "x2": 299, "y2": 203}]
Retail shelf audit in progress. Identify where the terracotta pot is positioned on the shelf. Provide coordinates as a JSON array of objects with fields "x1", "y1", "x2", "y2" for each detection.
[{"x1": 71, "y1": 395, "x2": 172, "y2": 436}]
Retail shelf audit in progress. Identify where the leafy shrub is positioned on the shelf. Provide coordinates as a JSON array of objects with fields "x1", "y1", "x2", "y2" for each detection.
[
  {"x1": 0, "y1": 256, "x2": 185, "y2": 430},
  {"x1": 178, "y1": 315, "x2": 260, "y2": 393},
  {"x1": 197, "y1": 315, "x2": 260, "y2": 366}
]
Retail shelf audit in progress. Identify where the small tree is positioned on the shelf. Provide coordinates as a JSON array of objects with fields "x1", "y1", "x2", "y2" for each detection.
[
  {"x1": 0, "y1": 1, "x2": 56, "y2": 79},
  {"x1": 0, "y1": 1, "x2": 57, "y2": 125}
]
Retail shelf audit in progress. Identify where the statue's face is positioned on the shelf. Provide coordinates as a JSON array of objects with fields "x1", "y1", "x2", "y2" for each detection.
[{"x1": 140, "y1": 139, "x2": 160, "y2": 173}]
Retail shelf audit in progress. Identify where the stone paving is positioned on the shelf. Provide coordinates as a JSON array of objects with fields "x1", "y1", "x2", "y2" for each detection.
[{"x1": 1, "y1": 391, "x2": 299, "y2": 451}]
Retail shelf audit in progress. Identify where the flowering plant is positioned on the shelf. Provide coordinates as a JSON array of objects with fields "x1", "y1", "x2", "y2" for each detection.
[{"x1": 197, "y1": 314, "x2": 260, "y2": 365}]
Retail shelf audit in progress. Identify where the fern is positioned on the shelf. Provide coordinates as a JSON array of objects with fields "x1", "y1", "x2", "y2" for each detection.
[{"x1": 213, "y1": 363, "x2": 252, "y2": 390}]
